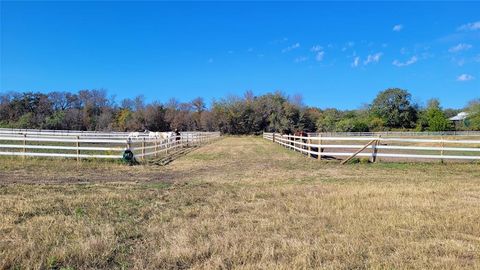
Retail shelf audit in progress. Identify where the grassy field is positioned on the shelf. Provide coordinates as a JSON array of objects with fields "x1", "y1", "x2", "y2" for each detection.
[{"x1": 1, "y1": 136, "x2": 480, "y2": 269}]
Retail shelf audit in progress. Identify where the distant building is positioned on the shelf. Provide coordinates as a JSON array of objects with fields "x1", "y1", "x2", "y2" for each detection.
[
  {"x1": 449, "y1": 112, "x2": 469, "y2": 121},
  {"x1": 449, "y1": 112, "x2": 469, "y2": 129}
]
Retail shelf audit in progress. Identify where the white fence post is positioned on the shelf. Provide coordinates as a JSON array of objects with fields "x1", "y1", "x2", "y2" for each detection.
[
  {"x1": 23, "y1": 134, "x2": 27, "y2": 160},
  {"x1": 307, "y1": 134, "x2": 311, "y2": 158},
  {"x1": 76, "y1": 136, "x2": 80, "y2": 162}
]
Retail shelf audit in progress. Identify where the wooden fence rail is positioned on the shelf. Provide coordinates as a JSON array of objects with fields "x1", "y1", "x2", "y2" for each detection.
[
  {"x1": 0, "y1": 128, "x2": 133, "y2": 138},
  {"x1": 308, "y1": 131, "x2": 480, "y2": 137},
  {"x1": 264, "y1": 132, "x2": 480, "y2": 162},
  {"x1": 0, "y1": 131, "x2": 220, "y2": 161}
]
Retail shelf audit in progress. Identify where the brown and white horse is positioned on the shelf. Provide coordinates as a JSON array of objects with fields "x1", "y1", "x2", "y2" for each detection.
[
  {"x1": 286, "y1": 130, "x2": 307, "y2": 149},
  {"x1": 288, "y1": 130, "x2": 322, "y2": 158}
]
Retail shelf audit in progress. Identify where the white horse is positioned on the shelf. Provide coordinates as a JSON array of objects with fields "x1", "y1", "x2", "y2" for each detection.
[
  {"x1": 158, "y1": 132, "x2": 174, "y2": 140},
  {"x1": 146, "y1": 131, "x2": 172, "y2": 139},
  {"x1": 128, "y1": 131, "x2": 140, "y2": 138},
  {"x1": 148, "y1": 131, "x2": 158, "y2": 138}
]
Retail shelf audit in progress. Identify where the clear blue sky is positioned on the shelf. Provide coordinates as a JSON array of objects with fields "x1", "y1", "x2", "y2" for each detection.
[{"x1": 1, "y1": 1, "x2": 479, "y2": 109}]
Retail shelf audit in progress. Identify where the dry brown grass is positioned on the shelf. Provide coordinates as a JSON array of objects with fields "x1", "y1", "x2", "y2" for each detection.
[{"x1": 1, "y1": 136, "x2": 479, "y2": 269}]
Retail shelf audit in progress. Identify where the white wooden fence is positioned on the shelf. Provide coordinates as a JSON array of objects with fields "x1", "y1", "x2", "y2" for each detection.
[
  {"x1": 264, "y1": 132, "x2": 480, "y2": 162},
  {"x1": 0, "y1": 128, "x2": 146, "y2": 138},
  {"x1": 0, "y1": 129, "x2": 220, "y2": 161},
  {"x1": 309, "y1": 130, "x2": 480, "y2": 137},
  {"x1": 130, "y1": 132, "x2": 220, "y2": 159}
]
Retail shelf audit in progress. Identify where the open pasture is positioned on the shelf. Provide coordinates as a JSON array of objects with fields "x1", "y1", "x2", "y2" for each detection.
[{"x1": 1, "y1": 136, "x2": 479, "y2": 269}]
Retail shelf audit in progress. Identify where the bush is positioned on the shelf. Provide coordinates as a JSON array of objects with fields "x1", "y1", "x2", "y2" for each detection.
[{"x1": 335, "y1": 118, "x2": 369, "y2": 132}]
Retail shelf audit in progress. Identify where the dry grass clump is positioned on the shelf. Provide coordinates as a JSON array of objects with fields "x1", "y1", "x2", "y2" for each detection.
[{"x1": 1, "y1": 137, "x2": 479, "y2": 269}]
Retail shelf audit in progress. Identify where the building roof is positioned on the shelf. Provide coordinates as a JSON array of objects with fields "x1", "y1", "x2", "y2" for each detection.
[{"x1": 449, "y1": 112, "x2": 469, "y2": 121}]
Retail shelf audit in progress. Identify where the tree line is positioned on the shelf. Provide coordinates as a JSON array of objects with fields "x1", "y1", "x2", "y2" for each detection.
[{"x1": 0, "y1": 88, "x2": 479, "y2": 133}]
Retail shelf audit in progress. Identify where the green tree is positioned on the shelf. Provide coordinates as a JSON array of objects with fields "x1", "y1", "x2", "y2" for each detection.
[
  {"x1": 466, "y1": 99, "x2": 480, "y2": 130},
  {"x1": 335, "y1": 118, "x2": 369, "y2": 132},
  {"x1": 367, "y1": 116, "x2": 386, "y2": 131},
  {"x1": 370, "y1": 88, "x2": 418, "y2": 129},
  {"x1": 416, "y1": 99, "x2": 451, "y2": 131},
  {"x1": 316, "y1": 109, "x2": 341, "y2": 132},
  {"x1": 116, "y1": 109, "x2": 133, "y2": 131},
  {"x1": 281, "y1": 102, "x2": 300, "y2": 133},
  {"x1": 425, "y1": 99, "x2": 451, "y2": 131},
  {"x1": 297, "y1": 108, "x2": 319, "y2": 132},
  {"x1": 15, "y1": 113, "x2": 34, "y2": 128},
  {"x1": 45, "y1": 111, "x2": 66, "y2": 130}
]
